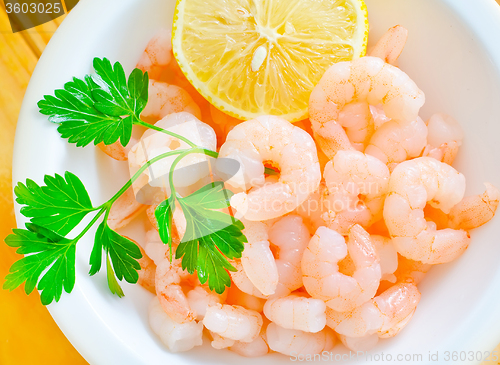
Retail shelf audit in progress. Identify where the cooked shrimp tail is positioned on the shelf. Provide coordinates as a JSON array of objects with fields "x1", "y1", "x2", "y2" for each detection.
[
  {"x1": 369, "y1": 25, "x2": 408, "y2": 65},
  {"x1": 449, "y1": 183, "x2": 500, "y2": 231}
]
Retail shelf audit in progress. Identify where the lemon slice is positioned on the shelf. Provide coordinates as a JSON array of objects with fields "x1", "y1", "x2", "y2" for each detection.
[{"x1": 172, "y1": 0, "x2": 368, "y2": 121}]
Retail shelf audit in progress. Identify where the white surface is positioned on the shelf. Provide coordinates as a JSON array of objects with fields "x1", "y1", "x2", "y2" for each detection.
[{"x1": 12, "y1": 0, "x2": 500, "y2": 364}]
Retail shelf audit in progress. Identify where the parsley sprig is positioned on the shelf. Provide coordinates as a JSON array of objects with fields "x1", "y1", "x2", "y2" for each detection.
[{"x1": 4, "y1": 58, "x2": 246, "y2": 305}]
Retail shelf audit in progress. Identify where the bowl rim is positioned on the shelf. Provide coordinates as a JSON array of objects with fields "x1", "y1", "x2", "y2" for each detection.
[{"x1": 11, "y1": 0, "x2": 500, "y2": 364}]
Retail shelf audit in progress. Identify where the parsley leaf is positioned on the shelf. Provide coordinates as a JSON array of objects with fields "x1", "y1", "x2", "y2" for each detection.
[
  {"x1": 92, "y1": 58, "x2": 149, "y2": 119},
  {"x1": 171, "y1": 182, "x2": 246, "y2": 294},
  {"x1": 106, "y1": 255, "x2": 124, "y2": 298},
  {"x1": 90, "y1": 221, "x2": 142, "y2": 295},
  {"x1": 15, "y1": 172, "x2": 95, "y2": 236},
  {"x1": 155, "y1": 195, "x2": 175, "y2": 257},
  {"x1": 38, "y1": 58, "x2": 148, "y2": 147},
  {"x1": 3, "y1": 224, "x2": 76, "y2": 305}
]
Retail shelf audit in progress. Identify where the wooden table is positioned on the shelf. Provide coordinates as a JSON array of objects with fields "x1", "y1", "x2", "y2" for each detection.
[
  {"x1": 0, "y1": 3, "x2": 88, "y2": 364},
  {"x1": 1, "y1": 2, "x2": 500, "y2": 365}
]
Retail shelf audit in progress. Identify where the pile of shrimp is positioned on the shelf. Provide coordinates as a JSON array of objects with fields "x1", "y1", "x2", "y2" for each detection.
[{"x1": 102, "y1": 26, "x2": 500, "y2": 357}]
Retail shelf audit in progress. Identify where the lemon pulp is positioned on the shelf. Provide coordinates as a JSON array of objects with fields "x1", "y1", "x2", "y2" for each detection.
[{"x1": 172, "y1": 0, "x2": 368, "y2": 121}]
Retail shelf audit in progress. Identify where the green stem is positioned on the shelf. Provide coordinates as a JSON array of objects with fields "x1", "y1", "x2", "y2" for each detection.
[
  {"x1": 168, "y1": 148, "x2": 218, "y2": 198},
  {"x1": 133, "y1": 119, "x2": 197, "y2": 148},
  {"x1": 73, "y1": 208, "x2": 106, "y2": 242},
  {"x1": 105, "y1": 149, "x2": 188, "y2": 206}
]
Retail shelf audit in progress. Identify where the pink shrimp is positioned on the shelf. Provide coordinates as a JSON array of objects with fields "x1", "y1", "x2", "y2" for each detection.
[{"x1": 136, "y1": 29, "x2": 172, "y2": 80}]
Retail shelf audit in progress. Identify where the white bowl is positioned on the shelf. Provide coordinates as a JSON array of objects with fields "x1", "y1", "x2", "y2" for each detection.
[{"x1": 12, "y1": 0, "x2": 500, "y2": 364}]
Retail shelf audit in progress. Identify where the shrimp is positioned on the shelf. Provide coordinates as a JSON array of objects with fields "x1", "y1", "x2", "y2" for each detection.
[
  {"x1": 97, "y1": 137, "x2": 138, "y2": 161},
  {"x1": 211, "y1": 320, "x2": 270, "y2": 356},
  {"x1": 338, "y1": 333, "x2": 379, "y2": 352},
  {"x1": 338, "y1": 101, "x2": 374, "y2": 152},
  {"x1": 137, "y1": 245, "x2": 156, "y2": 294},
  {"x1": 229, "y1": 330, "x2": 269, "y2": 357},
  {"x1": 377, "y1": 254, "x2": 432, "y2": 294},
  {"x1": 226, "y1": 283, "x2": 266, "y2": 313},
  {"x1": 107, "y1": 187, "x2": 146, "y2": 230},
  {"x1": 266, "y1": 323, "x2": 336, "y2": 357},
  {"x1": 326, "y1": 282, "x2": 421, "y2": 339},
  {"x1": 229, "y1": 260, "x2": 268, "y2": 299},
  {"x1": 423, "y1": 183, "x2": 500, "y2": 232},
  {"x1": 128, "y1": 112, "x2": 216, "y2": 197},
  {"x1": 219, "y1": 116, "x2": 321, "y2": 221},
  {"x1": 293, "y1": 183, "x2": 328, "y2": 235},
  {"x1": 141, "y1": 80, "x2": 201, "y2": 121},
  {"x1": 302, "y1": 225, "x2": 382, "y2": 312},
  {"x1": 136, "y1": 29, "x2": 172, "y2": 80},
  {"x1": 144, "y1": 227, "x2": 180, "y2": 267},
  {"x1": 448, "y1": 183, "x2": 500, "y2": 231},
  {"x1": 203, "y1": 303, "x2": 263, "y2": 343},
  {"x1": 234, "y1": 215, "x2": 310, "y2": 298},
  {"x1": 239, "y1": 219, "x2": 279, "y2": 296},
  {"x1": 369, "y1": 25, "x2": 409, "y2": 65},
  {"x1": 186, "y1": 286, "x2": 227, "y2": 321},
  {"x1": 155, "y1": 257, "x2": 197, "y2": 324},
  {"x1": 309, "y1": 56, "x2": 425, "y2": 159},
  {"x1": 210, "y1": 332, "x2": 235, "y2": 349},
  {"x1": 322, "y1": 150, "x2": 390, "y2": 234},
  {"x1": 148, "y1": 297, "x2": 203, "y2": 352},
  {"x1": 372, "y1": 235, "x2": 398, "y2": 283},
  {"x1": 364, "y1": 116, "x2": 428, "y2": 169},
  {"x1": 268, "y1": 215, "x2": 311, "y2": 296},
  {"x1": 294, "y1": 120, "x2": 331, "y2": 172},
  {"x1": 422, "y1": 113, "x2": 464, "y2": 165},
  {"x1": 263, "y1": 294, "x2": 327, "y2": 333},
  {"x1": 145, "y1": 192, "x2": 187, "y2": 241},
  {"x1": 383, "y1": 157, "x2": 470, "y2": 264}
]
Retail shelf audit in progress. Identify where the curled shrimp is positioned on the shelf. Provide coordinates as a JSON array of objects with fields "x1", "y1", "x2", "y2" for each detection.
[
  {"x1": 155, "y1": 257, "x2": 198, "y2": 324},
  {"x1": 137, "y1": 244, "x2": 156, "y2": 294},
  {"x1": 226, "y1": 283, "x2": 266, "y2": 313},
  {"x1": 309, "y1": 56, "x2": 425, "y2": 159},
  {"x1": 267, "y1": 215, "x2": 311, "y2": 297},
  {"x1": 293, "y1": 183, "x2": 328, "y2": 234},
  {"x1": 148, "y1": 297, "x2": 203, "y2": 353},
  {"x1": 372, "y1": 235, "x2": 399, "y2": 283},
  {"x1": 365, "y1": 115, "x2": 428, "y2": 169},
  {"x1": 334, "y1": 101, "x2": 374, "y2": 152},
  {"x1": 322, "y1": 150, "x2": 390, "y2": 234},
  {"x1": 378, "y1": 254, "x2": 432, "y2": 295},
  {"x1": 338, "y1": 333, "x2": 379, "y2": 352},
  {"x1": 369, "y1": 25, "x2": 409, "y2": 65},
  {"x1": 422, "y1": 113, "x2": 464, "y2": 165},
  {"x1": 219, "y1": 116, "x2": 321, "y2": 221},
  {"x1": 448, "y1": 183, "x2": 500, "y2": 231},
  {"x1": 266, "y1": 323, "x2": 336, "y2": 357},
  {"x1": 229, "y1": 260, "x2": 268, "y2": 299},
  {"x1": 141, "y1": 80, "x2": 201, "y2": 121},
  {"x1": 229, "y1": 326, "x2": 269, "y2": 357},
  {"x1": 326, "y1": 282, "x2": 421, "y2": 339},
  {"x1": 136, "y1": 29, "x2": 172, "y2": 80},
  {"x1": 383, "y1": 157, "x2": 470, "y2": 264},
  {"x1": 423, "y1": 183, "x2": 500, "y2": 232},
  {"x1": 186, "y1": 286, "x2": 227, "y2": 321},
  {"x1": 263, "y1": 294, "x2": 327, "y2": 333},
  {"x1": 107, "y1": 187, "x2": 145, "y2": 230},
  {"x1": 239, "y1": 219, "x2": 279, "y2": 296},
  {"x1": 203, "y1": 303, "x2": 263, "y2": 343},
  {"x1": 302, "y1": 225, "x2": 382, "y2": 312},
  {"x1": 232, "y1": 215, "x2": 310, "y2": 298},
  {"x1": 97, "y1": 136, "x2": 138, "y2": 161}
]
